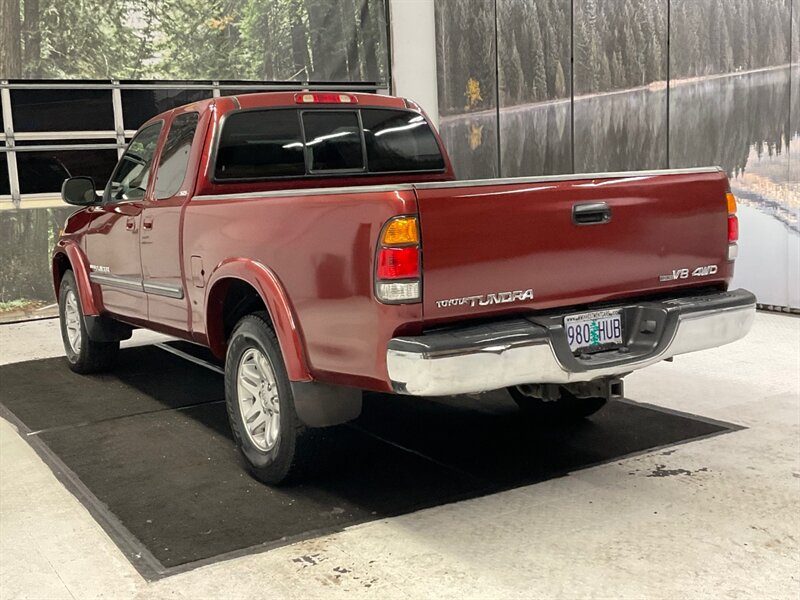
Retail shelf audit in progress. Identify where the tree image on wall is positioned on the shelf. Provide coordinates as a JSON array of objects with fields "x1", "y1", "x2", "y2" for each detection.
[
  {"x1": 0, "y1": 0, "x2": 388, "y2": 82},
  {"x1": 435, "y1": 0, "x2": 791, "y2": 117}
]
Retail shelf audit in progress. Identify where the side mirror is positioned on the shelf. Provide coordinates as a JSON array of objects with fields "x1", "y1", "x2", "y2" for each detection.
[{"x1": 61, "y1": 177, "x2": 98, "y2": 206}]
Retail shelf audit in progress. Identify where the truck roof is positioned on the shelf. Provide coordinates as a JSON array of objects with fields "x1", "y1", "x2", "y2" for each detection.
[{"x1": 141, "y1": 91, "x2": 414, "y2": 129}]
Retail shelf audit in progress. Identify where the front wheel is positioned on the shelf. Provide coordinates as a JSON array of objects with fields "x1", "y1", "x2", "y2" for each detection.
[
  {"x1": 224, "y1": 312, "x2": 310, "y2": 485},
  {"x1": 58, "y1": 271, "x2": 119, "y2": 373},
  {"x1": 507, "y1": 386, "x2": 607, "y2": 421}
]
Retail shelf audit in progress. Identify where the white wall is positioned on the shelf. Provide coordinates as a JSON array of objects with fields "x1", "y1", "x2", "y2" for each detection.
[{"x1": 388, "y1": 0, "x2": 439, "y2": 127}]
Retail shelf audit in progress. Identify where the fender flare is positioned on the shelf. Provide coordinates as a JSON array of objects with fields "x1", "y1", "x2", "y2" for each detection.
[
  {"x1": 53, "y1": 241, "x2": 100, "y2": 316},
  {"x1": 205, "y1": 258, "x2": 311, "y2": 382}
]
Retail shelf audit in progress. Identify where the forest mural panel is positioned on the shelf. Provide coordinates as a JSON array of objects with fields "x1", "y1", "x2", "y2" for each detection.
[
  {"x1": 497, "y1": 0, "x2": 572, "y2": 177},
  {"x1": 668, "y1": 0, "x2": 797, "y2": 309},
  {"x1": 435, "y1": 0, "x2": 499, "y2": 179},
  {"x1": 573, "y1": 0, "x2": 667, "y2": 173},
  {"x1": 0, "y1": 0, "x2": 389, "y2": 83},
  {"x1": 435, "y1": 0, "x2": 798, "y2": 308}
]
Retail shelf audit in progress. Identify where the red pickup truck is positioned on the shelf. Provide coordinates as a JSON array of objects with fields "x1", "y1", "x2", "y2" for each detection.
[{"x1": 53, "y1": 91, "x2": 755, "y2": 484}]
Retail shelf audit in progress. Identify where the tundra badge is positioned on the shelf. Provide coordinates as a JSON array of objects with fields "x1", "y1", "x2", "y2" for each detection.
[{"x1": 436, "y1": 289, "x2": 534, "y2": 309}]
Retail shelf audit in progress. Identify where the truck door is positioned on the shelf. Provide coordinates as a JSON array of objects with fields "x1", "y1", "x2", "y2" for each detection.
[
  {"x1": 140, "y1": 110, "x2": 201, "y2": 332},
  {"x1": 84, "y1": 122, "x2": 163, "y2": 319}
]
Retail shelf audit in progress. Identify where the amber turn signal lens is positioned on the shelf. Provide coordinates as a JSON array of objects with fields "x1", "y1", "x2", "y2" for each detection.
[
  {"x1": 726, "y1": 192, "x2": 737, "y2": 215},
  {"x1": 382, "y1": 217, "x2": 419, "y2": 245}
]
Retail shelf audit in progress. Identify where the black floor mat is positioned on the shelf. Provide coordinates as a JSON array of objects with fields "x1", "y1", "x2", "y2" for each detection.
[{"x1": 0, "y1": 346, "x2": 739, "y2": 580}]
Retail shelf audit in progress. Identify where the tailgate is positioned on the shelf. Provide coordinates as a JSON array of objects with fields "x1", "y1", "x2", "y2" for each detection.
[{"x1": 415, "y1": 168, "x2": 733, "y2": 322}]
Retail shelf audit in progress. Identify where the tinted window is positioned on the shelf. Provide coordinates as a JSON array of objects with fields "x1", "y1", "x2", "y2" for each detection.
[
  {"x1": 107, "y1": 122, "x2": 162, "y2": 202},
  {"x1": 215, "y1": 110, "x2": 305, "y2": 180},
  {"x1": 362, "y1": 110, "x2": 445, "y2": 172},
  {"x1": 11, "y1": 88, "x2": 114, "y2": 132},
  {"x1": 302, "y1": 111, "x2": 364, "y2": 171},
  {"x1": 155, "y1": 113, "x2": 198, "y2": 199}
]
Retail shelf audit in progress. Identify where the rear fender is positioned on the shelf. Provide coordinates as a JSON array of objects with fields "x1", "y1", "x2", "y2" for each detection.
[
  {"x1": 206, "y1": 258, "x2": 310, "y2": 382},
  {"x1": 52, "y1": 240, "x2": 100, "y2": 316}
]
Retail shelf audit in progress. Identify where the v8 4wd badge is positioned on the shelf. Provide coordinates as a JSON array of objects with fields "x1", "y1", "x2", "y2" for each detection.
[{"x1": 659, "y1": 264, "x2": 718, "y2": 282}]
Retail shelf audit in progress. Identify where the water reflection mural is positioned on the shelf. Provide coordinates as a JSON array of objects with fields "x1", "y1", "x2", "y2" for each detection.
[{"x1": 435, "y1": 0, "x2": 798, "y2": 308}]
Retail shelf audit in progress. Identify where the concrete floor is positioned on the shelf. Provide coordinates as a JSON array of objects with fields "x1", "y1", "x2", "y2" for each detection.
[{"x1": 0, "y1": 313, "x2": 798, "y2": 599}]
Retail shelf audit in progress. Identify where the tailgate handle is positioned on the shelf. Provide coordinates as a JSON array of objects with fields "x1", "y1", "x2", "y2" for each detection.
[{"x1": 572, "y1": 202, "x2": 611, "y2": 225}]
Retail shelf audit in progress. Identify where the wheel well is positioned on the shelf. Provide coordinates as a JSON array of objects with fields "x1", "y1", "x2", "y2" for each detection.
[
  {"x1": 52, "y1": 253, "x2": 72, "y2": 297},
  {"x1": 206, "y1": 278, "x2": 270, "y2": 358}
]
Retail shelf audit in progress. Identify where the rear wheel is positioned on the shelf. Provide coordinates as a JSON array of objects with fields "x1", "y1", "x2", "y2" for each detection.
[
  {"x1": 507, "y1": 386, "x2": 607, "y2": 421},
  {"x1": 58, "y1": 271, "x2": 119, "y2": 373},
  {"x1": 224, "y1": 312, "x2": 310, "y2": 485}
]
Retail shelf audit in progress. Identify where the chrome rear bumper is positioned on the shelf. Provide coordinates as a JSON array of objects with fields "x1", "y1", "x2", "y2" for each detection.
[{"x1": 386, "y1": 289, "x2": 756, "y2": 396}]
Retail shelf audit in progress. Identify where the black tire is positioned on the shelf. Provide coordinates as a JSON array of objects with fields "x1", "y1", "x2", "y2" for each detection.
[
  {"x1": 58, "y1": 271, "x2": 119, "y2": 374},
  {"x1": 224, "y1": 311, "x2": 309, "y2": 485},
  {"x1": 507, "y1": 386, "x2": 607, "y2": 421}
]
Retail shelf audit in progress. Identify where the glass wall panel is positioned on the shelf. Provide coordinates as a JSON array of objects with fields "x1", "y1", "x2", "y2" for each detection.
[
  {"x1": 121, "y1": 87, "x2": 213, "y2": 130},
  {"x1": 573, "y1": 0, "x2": 668, "y2": 173},
  {"x1": 497, "y1": 0, "x2": 572, "y2": 177},
  {"x1": 0, "y1": 206, "x2": 76, "y2": 320},
  {"x1": 0, "y1": 147, "x2": 10, "y2": 196},
  {"x1": 435, "y1": 0, "x2": 500, "y2": 180},
  {"x1": 14, "y1": 149, "x2": 119, "y2": 194},
  {"x1": 11, "y1": 88, "x2": 115, "y2": 132}
]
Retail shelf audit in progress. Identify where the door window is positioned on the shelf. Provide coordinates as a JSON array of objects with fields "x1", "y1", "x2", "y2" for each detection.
[
  {"x1": 106, "y1": 122, "x2": 162, "y2": 203},
  {"x1": 154, "y1": 112, "x2": 199, "y2": 199}
]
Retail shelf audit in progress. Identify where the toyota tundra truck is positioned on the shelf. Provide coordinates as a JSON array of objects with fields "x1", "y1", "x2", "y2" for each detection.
[{"x1": 52, "y1": 91, "x2": 756, "y2": 484}]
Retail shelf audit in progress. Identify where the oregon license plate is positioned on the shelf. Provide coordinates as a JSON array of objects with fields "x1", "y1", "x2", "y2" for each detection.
[{"x1": 564, "y1": 309, "x2": 623, "y2": 353}]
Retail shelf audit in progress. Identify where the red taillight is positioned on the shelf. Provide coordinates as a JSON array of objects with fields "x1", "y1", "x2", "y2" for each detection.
[
  {"x1": 376, "y1": 216, "x2": 422, "y2": 304},
  {"x1": 728, "y1": 215, "x2": 739, "y2": 242},
  {"x1": 294, "y1": 93, "x2": 357, "y2": 104},
  {"x1": 378, "y1": 247, "x2": 419, "y2": 279}
]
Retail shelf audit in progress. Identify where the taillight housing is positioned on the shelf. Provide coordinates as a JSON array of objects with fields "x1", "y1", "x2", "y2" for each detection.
[
  {"x1": 726, "y1": 192, "x2": 738, "y2": 261},
  {"x1": 375, "y1": 216, "x2": 421, "y2": 304}
]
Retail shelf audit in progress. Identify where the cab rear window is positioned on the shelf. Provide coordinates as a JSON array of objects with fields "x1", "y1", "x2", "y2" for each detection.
[
  {"x1": 215, "y1": 109, "x2": 305, "y2": 180},
  {"x1": 214, "y1": 108, "x2": 445, "y2": 181},
  {"x1": 362, "y1": 109, "x2": 445, "y2": 173}
]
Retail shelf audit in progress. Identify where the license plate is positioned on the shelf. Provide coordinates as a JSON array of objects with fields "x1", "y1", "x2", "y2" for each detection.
[{"x1": 564, "y1": 309, "x2": 623, "y2": 353}]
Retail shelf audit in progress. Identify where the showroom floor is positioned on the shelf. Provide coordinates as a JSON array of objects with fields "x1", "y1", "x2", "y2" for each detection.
[{"x1": 1, "y1": 313, "x2": 798, "y2": 599}]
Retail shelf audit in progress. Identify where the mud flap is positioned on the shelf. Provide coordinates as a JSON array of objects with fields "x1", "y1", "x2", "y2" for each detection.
[
  {"x1": 291, "y1": 381, "x2": 362, "y2": 427},
  {"x1": 84, "y1": 315, "x2": 133, "y2": 342}
]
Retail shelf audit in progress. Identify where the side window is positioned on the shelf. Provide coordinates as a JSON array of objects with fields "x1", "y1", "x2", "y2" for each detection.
[
  {"x1": 154, "y1": 112, "x2": 199, "y2": 199},
  {"x1": 107, "y1": 122, "x2": 162, "y2": 202},
  {"x1": 215, "y1": 109, "x2": 305, "y2": 180},
  {"x1": 301, "y1": 111, "x2": 364, "y2": 172}
]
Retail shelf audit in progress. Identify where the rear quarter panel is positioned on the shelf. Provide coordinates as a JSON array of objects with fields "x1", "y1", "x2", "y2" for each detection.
[{"x1": 183, "y1": 188, "x2": 421, "y2": 391}]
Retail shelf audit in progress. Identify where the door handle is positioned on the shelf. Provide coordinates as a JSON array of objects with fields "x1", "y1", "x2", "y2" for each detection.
[
  {"x1": 143, "y1": 217, "x2": 153, "y2": 230},
  {"x1": 125, "y1": 217, "x2": 137, "y2": 232},
  {"x1": 572, "y1": 202, "x2": 611, "y2": 225}
]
